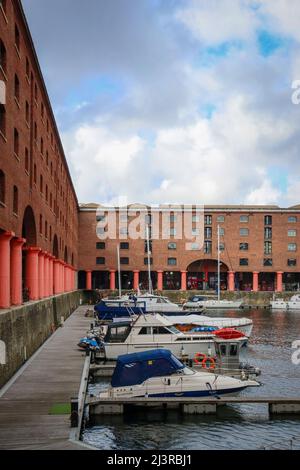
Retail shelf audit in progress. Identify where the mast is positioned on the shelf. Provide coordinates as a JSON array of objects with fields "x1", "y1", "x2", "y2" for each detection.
[
  {"x1": 217, "y1": 224, "x2": 221, "y2": 302},
  {"x1": 146, "y1": 224, "x2": 153, "y2": 294},
  {"x1": 117, "y1": 244, "x2": 122, "y2": 298}
]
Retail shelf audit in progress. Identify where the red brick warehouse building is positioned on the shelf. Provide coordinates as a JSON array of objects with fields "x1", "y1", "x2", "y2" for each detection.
[
  {"x1": 78, "y1": 203, "x2": 300, "y2": 293},
  {"x1": 1, "y1": 0, "x2": 300, "y2": 311},
  {"x1": 0, "y1": 0, "x2": 78, "y2": 309}
]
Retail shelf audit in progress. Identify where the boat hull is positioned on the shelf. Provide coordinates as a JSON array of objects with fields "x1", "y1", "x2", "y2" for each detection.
[{"x1": 102, "y1": 338, "x2": 248, "y2": 361}]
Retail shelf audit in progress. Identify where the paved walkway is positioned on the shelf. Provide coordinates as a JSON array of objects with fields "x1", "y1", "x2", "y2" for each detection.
[{"x1": 0, "y1": 306, "x2": 92, "y2": 450}]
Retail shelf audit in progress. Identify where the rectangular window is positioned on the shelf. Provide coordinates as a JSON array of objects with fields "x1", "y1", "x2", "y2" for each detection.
[
  {"x1": 14, "y1": 128, "x2": 19, "y2": 156},
  {"x1": 96, "y1": 242, "x2": 105, "y2": 249},
  {"x1": 264, "y1": 241, "x2": 272, "y2": 255},
  {"x1": 240, "y1": 258, "x2": 249, "y2": 266},
  {"x1": 263, "y1": 258, "x2": 273, "y2": 267},
  {"x1": 96, "y1": 257, "x2": 105, "y2": 265},
  {"x1": 288, "y1": 243, "x2": 297, "y2": 252},
  {"x1": 168, "y1": 242, "x2": 177, "y2": 250},
  {"x1": 288, "y1": 230, "x2": 297, "y2": 237},
  {"x1": 120, "y1": 242, "x2": 129, "y2": 250},
  {"x1": 219, "y1": 243, "x2": 225, "y2": 251},
  {"x1": 240, "y1": 215, "x2": 249, "y2": 223},
  {"x1": 191, "y1": 243, "x2": 200, "y2": 250},
  {"x1": 204, "y1": 227, "x2": 212, "y2": 238},
  {"x1": 15, "y1": 24, "x2": 20, "y2": 52},
  {"x1": 204, "y1": 215, "x2": 212, "y2": 225},
  {"x1": 145, "y1": 214, "x2": 151, "y2": 225},
  {"x1": 169, "y1": 214, "x2": 177, "y2": 222},
  {"x1": 265, "y1": 215, "x2": 272, "y2": 225},
  {"x1": 240, "y1": 242, "x2": 249, "y2": 251},
  {"x1": 170, "y1": 228, "x2": 177, "y2": 236},
  {"x1": 192, "y1": 215, "x2": 200, "y2": 222},
  {"x1": 217, "y1": 215, "x2": 225, "y2": 223},
  {"x1": 288, "y1": 216, "x2": 297, "y2": 223},
  {"x1": 168, "y1": 258, "x2": 177, "y2": 266},
  {"x1": 192, "y1": 228, "x2": 200, "y2": 236},
  {"x1": 144, "y1": 240, "x2": 152, "y2": 253},
  {"x1": 240, "y1": 228, "x2": 249, "y2": 236},
  {"x1": 0, "y1": 104, "x2": 6, "y2": 136},
  {"x1": 204, "y1": 241, "x2": 212, "y2": 254},
  {"x1": 120, "y1": 257, "x2": 129, "y2": 265},
  {"x1": 96, "y1": 227, "x2": 105, "y2": 235},
  {"x1": 96, "y1": 214, "x2": 106, "y2": 222},
  {"x1": 264, "y1": 227, "x2": 272, "y2": 239},
  {"x1": 119, "y1": 214, "x2": 128, "y2": 222},
  {"x1": 119, "y1": 227, "x2": 128, "y2": 235},
  {"x1": 144, "y1": 258, "x2": 153, "y2": 265},
  {"x1": 219, "y1": 227, "x2": 225, "y2": 236},
  {"x1": 288, "y1": 259, "x2": 297, "y2": 267}
]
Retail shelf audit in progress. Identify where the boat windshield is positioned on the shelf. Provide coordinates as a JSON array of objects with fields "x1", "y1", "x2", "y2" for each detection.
[
  {"x1": 176, "y1": 367, "x2": 195, "y2": 376},
  {"x1": 166, "y1": 325, "x2": 181, "y2": 335}
]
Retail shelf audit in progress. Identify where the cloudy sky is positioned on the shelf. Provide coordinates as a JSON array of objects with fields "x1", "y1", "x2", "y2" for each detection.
[{"x1": 22, "y1": 0, "x2": 300, "y2": 206}]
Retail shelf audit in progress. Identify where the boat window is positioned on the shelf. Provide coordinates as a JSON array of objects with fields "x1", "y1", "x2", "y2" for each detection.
[
  {"x1": 176, "y1": 337, "x2": 191, "y2": 341},
  {"x1": 220, "y1": 344, "x2": 227, "y2": 356},
  {"x1": 139, "y1": 327, "x2": 152, "y2": 335},
  {"x1": 230, "y1": 344, "x2": 238, "y2": 356},
  {"x1": 153, "y1": 326, "x2": 170, "y2": 335}
]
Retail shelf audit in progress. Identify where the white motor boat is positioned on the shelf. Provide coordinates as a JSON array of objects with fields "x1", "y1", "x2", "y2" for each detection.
[
  {"x1": 101, "y1": 313, "x2": 248, "y2": 361},
  {"x1": 165, "y1": 314, "x2": 253, "y2": 338},
  {"x1": 103, "y1": 292, "x2": 204, "y2": 315},
  {"x1": 270, "y1": 294, "x2": 300, "y2": 310},
  {"x1": 98, "y1": 349, "x2": 260, "y2": 399},
  {"x1": 184, "y1": 295, "x2": 243, "y2": 310}
]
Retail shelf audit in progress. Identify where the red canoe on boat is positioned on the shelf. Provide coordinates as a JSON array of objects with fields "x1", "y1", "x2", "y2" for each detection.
[{"x1": 214, "y1": 328, "x2": 245, "y2": 340}]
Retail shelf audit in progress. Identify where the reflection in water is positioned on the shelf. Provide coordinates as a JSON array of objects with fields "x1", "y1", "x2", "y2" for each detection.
[{"x1": 82, "y1": 309, "x2": 300, "y2": 450}]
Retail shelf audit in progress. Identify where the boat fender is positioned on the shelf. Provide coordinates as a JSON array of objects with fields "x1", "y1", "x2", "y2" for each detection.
[
  {"x1": 194, "y1": 352, "x2": 206, "y2": 365},
  {"x1": 202, "y1": 357, "x2": 216, "y2": 370}
]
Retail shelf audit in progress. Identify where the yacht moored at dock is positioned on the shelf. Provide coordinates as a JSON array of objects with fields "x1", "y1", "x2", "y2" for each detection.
[
  {"x1": 270, "y1": 294, "x2": 300, "y2": 310},
  {"x1": 99, "y1": 313, "x2": 248, "y2": 361},
  {"x1": 98, "y1": 349, "x2": 260, "y2": 399},
  {"x1": 184, "y1": 295, "x2": 243, "y2": 310}
]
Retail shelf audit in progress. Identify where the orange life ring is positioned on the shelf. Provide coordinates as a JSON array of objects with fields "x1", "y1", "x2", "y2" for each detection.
[
  {"x1": 194, "y1": 352, "x2": 206, "y2": 365},
  {"x1": 202, "y1": 356, "x2": 216, "y2": 370}
]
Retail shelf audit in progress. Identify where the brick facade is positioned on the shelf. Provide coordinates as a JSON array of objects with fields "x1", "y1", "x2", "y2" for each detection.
[{"x1": 0, "y1": 0, "x2": 78, "y2": 307}]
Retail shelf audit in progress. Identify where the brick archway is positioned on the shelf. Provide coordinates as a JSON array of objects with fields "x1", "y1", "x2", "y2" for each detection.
[{"x1": 186, "y1": 259, "x2": 229, "y2": 291}]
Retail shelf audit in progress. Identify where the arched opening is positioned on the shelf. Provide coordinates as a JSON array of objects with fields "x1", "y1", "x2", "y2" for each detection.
[
  {"x1": 53, "y1": 235, "x2": 59, "y2": 259},
  {"x1": 22, "y1": 206, "x2": 37, "y2": 247},
  {"x1": 0, "y1": 170, "x2": 5, "y2": 204},
  {"x1": 187, "y1": 259, "x2": 229, "y2": 291},
  {"x1": 13, "y1": 186, "x2": 18, "y2": 215},
  {"x1": 64, "y1": 246, "x2": 68, "y2": 263},
  {"x1": 22, "y1": 206, "x2": 37, "y2": 302}
]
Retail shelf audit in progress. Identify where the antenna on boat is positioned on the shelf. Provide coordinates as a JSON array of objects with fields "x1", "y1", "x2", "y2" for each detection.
[
  {"x1": 117, "y1": 244, "x2": 122, "y2": 298},
  {"x1": 217, "y1": 224, "x2": 221, "y2": 302},
  {"x1": 146, "y1": 223, "x2": 153, "y2": 295}
]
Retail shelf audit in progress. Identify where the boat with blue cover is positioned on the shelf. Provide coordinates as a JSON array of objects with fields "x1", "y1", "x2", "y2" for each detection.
[
  {"x1": 98, "y1": 349, "x2": 260, "y2": 399},
  {"x1": 95, "y1": 294, "x2": 204, "y2": 320}
]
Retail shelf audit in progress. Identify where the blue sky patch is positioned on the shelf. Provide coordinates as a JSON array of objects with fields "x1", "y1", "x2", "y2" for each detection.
[{"x1": 257, "y1": 30, "x2": 289, "y2": 57}]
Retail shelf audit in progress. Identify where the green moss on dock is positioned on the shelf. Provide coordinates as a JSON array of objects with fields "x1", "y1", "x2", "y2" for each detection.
[{"x1": 49, "y1": 403, "x2": 71, "y2": 415}]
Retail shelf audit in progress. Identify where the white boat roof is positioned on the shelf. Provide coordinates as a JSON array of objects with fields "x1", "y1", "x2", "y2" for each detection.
[
  {"x1": 165, "y1": 315, "x2": 252, "y2": 326},
  {"x1": 132, "y1": 313, "x2": 177, "y2": 328}
]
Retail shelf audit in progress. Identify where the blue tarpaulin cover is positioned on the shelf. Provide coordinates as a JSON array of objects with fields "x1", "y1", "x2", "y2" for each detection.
[{"x1": 111, "y1": 349, "x2": 185, "y2": 387}]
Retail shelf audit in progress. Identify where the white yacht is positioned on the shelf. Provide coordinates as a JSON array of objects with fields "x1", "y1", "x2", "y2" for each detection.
[
  {"x1": 101, "y1": 313, "x2": 248, "y2": 361},
  {"x1": 184, "y1": 295, "x2": 243, "y2": 310},
  {"x1": 270, "y1": 294, "x2": 300, "y2": 310},
  {"x1": 102, "y1": 292, "x2": 204, "y2": 316},
  {"x1": 98, "y1": 349, "x2": 260, "y2": 399},
  {"x1": 166, "y1": 314, "x2": 253, "y2": 338}
]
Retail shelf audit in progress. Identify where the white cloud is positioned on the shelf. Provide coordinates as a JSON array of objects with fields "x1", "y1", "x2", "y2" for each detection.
[{"x1": 175, "y1": 0, "x2": 259, "y2": 45}]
